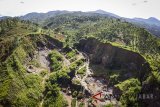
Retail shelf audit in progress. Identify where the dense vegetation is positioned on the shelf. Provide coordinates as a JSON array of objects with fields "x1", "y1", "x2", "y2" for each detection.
[
  {"x1": 116, "y1": 78, "x2": 141, "y2": 107},
  {"x1": 43, "y1": 49, "x2": 85, "y2": 106},
  {"x1": 44, "y1": 12, "x2": 160, "y2": 76},
  {"x1": 0, "y1": 18, "x2": 67, "y2": 106},
  {"x1": 0, "y1": 11, "x2": 160, "y2": 106},
  {"x1": 0, "y1": 18, "x2": 43, "y2": 106},
  {"x1": 49, "y1": 50, "x2": 63, "y2": 71}
]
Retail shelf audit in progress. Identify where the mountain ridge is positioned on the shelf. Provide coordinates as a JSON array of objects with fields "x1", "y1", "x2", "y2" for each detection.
[
  {"x1": 91, "y1": 10, "x2": 160, "y2": 24},
  {"x1": 1, "y1": 10, "x2": 160, "y2": 26},
  {"x1": 17, "y1": 10, "x2": 160, "y2": 37},
  {"x1": 89, "y1": 9, "x2": 121, "y2": 18}
]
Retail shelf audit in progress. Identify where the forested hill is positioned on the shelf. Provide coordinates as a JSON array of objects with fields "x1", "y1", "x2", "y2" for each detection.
[
  {"x1": 42, "y1": 13, "x2": 160, "y2": 105},
  {"x1": 0, "y1": 18, "x2": 65, "y2": 106},
  {"x1": 20, "y1": 10, "x2": 71, "y2": 24},
  {"x1": 0, "y1": 13, "x2": 160, "y2": 106},
  {"x1": 19, "y1": 10, "x2": 160, "y2": 37},
  {"x1": 43, "y1": 13, "x2": 160, "y2": 70},
  {"x1": 0, "y1": 18, "x2": 44, "y2": 62},
  {"x1": 126, "y1": 17, "x2": 160, "y2": 37}
]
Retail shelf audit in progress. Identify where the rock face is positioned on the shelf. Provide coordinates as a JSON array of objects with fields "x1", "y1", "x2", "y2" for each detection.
[
  {"x1": 75, "y1": 38, "x2": 151, "y2": 80},
  {"x1": 36, "y1": 35, "x2": 63, "y2": 50}
]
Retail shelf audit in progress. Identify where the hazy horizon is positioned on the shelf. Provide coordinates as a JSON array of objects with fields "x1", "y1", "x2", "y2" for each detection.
[{"x1": 0, "y1": 0, "x2": 160, "y2": 20}]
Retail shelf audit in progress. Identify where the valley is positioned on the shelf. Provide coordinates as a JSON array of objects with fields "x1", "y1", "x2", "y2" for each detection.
[
  {"x1": 21, "y1": 37, "x2": 152, "y2": 107},
  {"x1": 22, "y1": 38, "x2": 120, "y2": 106}
]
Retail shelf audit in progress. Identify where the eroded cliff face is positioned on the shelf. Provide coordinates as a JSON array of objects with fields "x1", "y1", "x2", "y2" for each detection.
[{"x1": 75, "y1": 38, "x2": 151, "y2": 80}]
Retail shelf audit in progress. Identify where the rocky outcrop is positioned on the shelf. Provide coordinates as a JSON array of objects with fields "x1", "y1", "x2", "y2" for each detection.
[
  {"x1": 35, "y1": 35, "x2": 63, "y2": 50},
  {"x1": 75, "y1": 38, "x2": 151, "y2": 80}
]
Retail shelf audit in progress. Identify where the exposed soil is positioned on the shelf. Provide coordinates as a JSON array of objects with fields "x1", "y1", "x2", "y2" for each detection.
[
  {"x1": 61, "y1": 92, "x2": 72, "y2": 107},
  {"x1": 70, "y1": 51, "x2": 118, "y2": 106},
  {"x1": 39, "y1": 49, "x2": 51, "y2": 107},
  {"x1": 38, "y1": 49, "x2": 51, "y2": 70}
]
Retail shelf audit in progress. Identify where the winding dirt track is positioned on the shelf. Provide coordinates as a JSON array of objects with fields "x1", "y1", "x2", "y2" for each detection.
[{"x1": 38, "y1": 49, "x2": 51, "y2": 107}]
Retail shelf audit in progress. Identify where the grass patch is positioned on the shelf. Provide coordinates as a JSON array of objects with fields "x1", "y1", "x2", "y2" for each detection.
[
  {"x1": 71, "y1": 98, "x2": 77, "y2": 107},
  {"x1": 77, "y1": 66, "x2": 86, "y2": 75},
  {"x1": 49, "y1": 50, "x2": 63, "y2": 72},
  {"x1": 66, "y1": 50, "x2": 76, "y2": 59}
]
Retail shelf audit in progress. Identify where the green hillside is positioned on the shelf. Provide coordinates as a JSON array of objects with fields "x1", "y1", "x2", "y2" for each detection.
[
  {"x1": 0, "y1": 13, "x2": 160, "y2": 107},
  {"x1": 42, "y1": 13, "x2": 160, "y2": 106},
  {"x1": 0, "y1": 18, "x2": 66, "y2": 106},
  {"x1": 44, "y1": 13, "x2": 160, "y2": 72}
]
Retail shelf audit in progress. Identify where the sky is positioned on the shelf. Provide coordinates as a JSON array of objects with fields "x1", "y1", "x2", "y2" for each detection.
[{"x1": 0, "y1": 0, "x2": 160, "y2": 19}]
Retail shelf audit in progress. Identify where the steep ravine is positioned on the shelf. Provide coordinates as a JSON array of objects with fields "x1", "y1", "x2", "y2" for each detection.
[
  {"x1": 23, "y1": 37, "x2": 153, "y2": 106},
  {"x1": 73, "y1": 37, "x2": 155, "y2": 106},
  {"x1": 75, "y1": 38, "x2": 151, "y2": 81}
]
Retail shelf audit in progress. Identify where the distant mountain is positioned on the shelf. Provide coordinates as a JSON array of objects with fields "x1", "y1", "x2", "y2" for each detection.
[
  {"x1": 132, "y1": 17, "x2": 160, "y2": 26},
  {"x1": 148, "y1": 17, "x2": 160, "y2": 24},
  {"x1": 126, "y1": 17, "x2": 160, "y2": 37},
  {"x1": 90, "y1": 10, "x2": 160, "y2": 37},
  {"x1": 20, "y1": 10, "x2": 71, "y2": 24},
  {"x1": 0, "y1": 16, "x2": 11, "y2": 20},
  {"x1": 91, "y1": 10, "x2": 160, "y2": 26},
  {"x1": 18, "y1": 10, "x2": 160, "y2": 37},
  {"x1": 90, "y1": 9, "x2": 121, "y2": 18},
  {"x1": 20, "y1": 9, "x2": 121, "y2": 24}
]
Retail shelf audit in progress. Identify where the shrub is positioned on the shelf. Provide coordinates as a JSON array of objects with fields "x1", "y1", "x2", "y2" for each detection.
[
  {"x1": 49, "y1": 50, "x2": 63, "y2": 71},
  {"x1": 66, "y1": 50, "x2": 76, "y2": 59},
  {"x1": 75, "y1": 59, "x2": 84, "y2": 66},
  {"x1": 115, "y1": 78, "x2": 141, "y2": 107},
  {"x1": 71, "y1": 98, "x2": 76, "y2": 107},
  {"x1": 79, "y1": 102, "x2": 84, "y2": 107},
  {"x1": 72, "y1": 91, "x2": 78, "y2": 98},
  {"x1": 105, "y1": 103, "x2": 113, "y2": 107},
  {"x1": 70, "y1": 63, "x2": 78, "y2": 71},
  {"x1": 77, "y1": 67, "x2": 86, "y2": 75},
  {"x1": 40, "y1": 70, "x2": 48, "y2": 77},
  {"x1": 77, "y1": 92, "x2": 83, "y2": 99}
]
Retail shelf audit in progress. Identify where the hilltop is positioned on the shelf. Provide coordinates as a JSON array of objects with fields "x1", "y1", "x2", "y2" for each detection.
[{"x1": 18, "y1": 10, "x2": 160, "y2": 37}]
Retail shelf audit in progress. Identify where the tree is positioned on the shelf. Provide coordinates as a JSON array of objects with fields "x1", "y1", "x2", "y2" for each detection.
[{"x1": 115, "y1": 78, "x2": 141, "y2": 107}]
